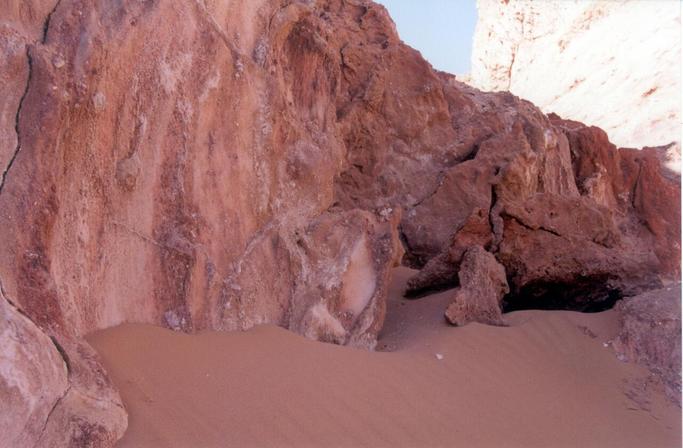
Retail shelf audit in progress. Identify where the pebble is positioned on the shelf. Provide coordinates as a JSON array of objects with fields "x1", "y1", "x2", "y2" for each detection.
[{"x1": 53, "y1": 56, "x2": 65, "y2": 68}]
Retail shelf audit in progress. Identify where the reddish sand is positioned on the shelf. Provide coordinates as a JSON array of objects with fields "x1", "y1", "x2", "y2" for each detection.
[{"x1": 88, "y1": 267, "x2": 681, "y2": 447}]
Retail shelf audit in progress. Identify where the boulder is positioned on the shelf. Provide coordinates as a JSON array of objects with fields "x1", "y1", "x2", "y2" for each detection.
[
  {"x1": 1, "y1": 283, "x2": 126, "y2": 448},
  {"x1": 444, "y1": 246, "x2": 509, "y2": 327},
  {"x1": 612, "y1": 286, "x2": 682, "y2": 406},
  {"x1": 32, "y1": 336, "x2": 128, "y2": 448},
  {"x1": 0, "y1": 290, "x2": 68, "y2": 448}
]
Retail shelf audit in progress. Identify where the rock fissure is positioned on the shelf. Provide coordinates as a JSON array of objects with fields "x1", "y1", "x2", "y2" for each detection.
[
  {"x1": 1, "y1": 280, "x2": 69, "y2": 376},
  {"x1": 0, "y1": 278, "x2": 22, "y2": 315},
  {"x1": 0, "y1": 49, "x2": 32, "y2": 197},
  {"x1": 500, "y1": 210, "x2": 564, "y2": 239},
  {"x1": 41, "y1": 0, "x2": 63, "y2": 44},
  {"x1": 32, "y1": 385, "x2": 72, "y2": 448},
  {"x1": 505, "y1": 45, "x2": 517, "y2": 91},
  {"x1": 630, "y1": 161, "x2": 643, "y2": 210},
  {"x1": 488, "y1": 184, "x2": 504, "y2": 250},
  {"x1": 48, "y1": 335, "x2": 71, "y2": 374},
  {"x1": 410, "y1": 171, "x2": 446, "y2": 208}
]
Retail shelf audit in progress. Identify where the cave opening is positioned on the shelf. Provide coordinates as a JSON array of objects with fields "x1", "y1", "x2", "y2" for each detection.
[{"x1": 501, "y1": 276, "x2": 624, "y2": 314}]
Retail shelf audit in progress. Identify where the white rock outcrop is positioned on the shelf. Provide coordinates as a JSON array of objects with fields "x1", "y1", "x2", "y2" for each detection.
[{"x1": 469, "y1": 0, "x2": 681, "y2": 150}]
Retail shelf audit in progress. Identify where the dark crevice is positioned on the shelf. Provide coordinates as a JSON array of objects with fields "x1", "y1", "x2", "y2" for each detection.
[
  {"x1": 410, "y1": 170, "x2": 446, "y2": 208},
  {"x1": 397, "y1": 225, "x2": 413, "y2": 257},
  {"x1": 488, "y1": 183, "x2": 505, "y2": 251},
  {"x1": 488, "y1": 184, "x2": 497, "y2": 236},
  {"x1": 339, "y1": 43, "x2": 351, "y2": 71},
  {"x1": 48, "y1": 335, "x2": 71, "y2": 375},
  {"x1": 458, "y1": 141, "x2": 481, "y2": 162},
  {"x1": 403, "y1": 280, "x2": 455, "y2": 299},
  {"x1": 630, "y1": 161, "x2": 643, "y2": 210},
  {"x1": 1, "y1": 279, "x2": 72, "y2": 374},
  {"x1": 407, "y1": 137, "x2": 486, "y2": 210},
  {"x1": 0, "y1": 49, "x2": 33, "y2": 197},
  {"x1": 0, "y1": 279, "x2": 30, "y2": 319},
  {"x1": 502, "y1": 211, "x2": 563, "y2": 238},
  {"x1": 398, "y1": 224, "x2": 427, "y2": 269},
  {"x1": 42, "y1": 0, "x2": 63, "y2": 44},
  {"x1": 502, "y1": 277, "x2": 623, "y2": 313}
]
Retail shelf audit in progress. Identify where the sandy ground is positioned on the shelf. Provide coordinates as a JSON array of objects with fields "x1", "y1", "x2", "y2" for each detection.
[{"x1": 88, "y1": 267, "x2": 681, "y2": 448}]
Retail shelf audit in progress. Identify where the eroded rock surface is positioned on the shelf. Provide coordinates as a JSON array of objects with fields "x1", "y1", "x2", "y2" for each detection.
[
  {"x1": 444, "y1": 246, "x2": 509, "y2": 327},
  {"x1": 0, "y1": 0, "x2": 680, "y2": 446},
  {"x1": 403, "y1": 101, "x2": 679, "y2": 314},
  {"x1": 1, "y1": 288, "x2": 68, "y2": 448},
  {"x1": 612, "y1": 286, "x2": 682, "y2": 406},
  {"x1": 2, "y1": 283, "x2": 126, "y2": 448},
  {"x1": 469, "y1": 0, "x2": 681, "y2": 152}
]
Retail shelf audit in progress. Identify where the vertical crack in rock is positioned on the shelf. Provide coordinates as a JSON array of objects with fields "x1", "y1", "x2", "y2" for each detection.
[
  {"x1": 0, "y1": 49, "x2": 32, "y2": 197},
  {"x1": 506, "y1": 46, "x2": 517, "y2": 91},
  {"x1": 1, "y1": 0, "x2": 60, "y2": 196},
  {"x1": 0, "y1": 279, "x2": 71, "y2": 374},
  {"x1": 488, "y1": 183, "x2": 504, "y2": 251},
  {"x1": 1, "y1": 278, "x2": 72, "y2": 447},
  {"x1": 630, "y1": 161, "x2": 643, "y2": 210},
  {"x1": 41, "y1": 0, "x2": 63, "y2": 44},
  {"x1": 32, "y1": 385, "x2": 71, "y2": 448},
  {"x1": 0, "y1": 277, "x2": 20, "y2": 311},
  {"x1": 47, "y1": 335, "x2": 71, "y2": 375},
  {"x1": 505, "y1": 10, "x2": 525, "y2": 91}
]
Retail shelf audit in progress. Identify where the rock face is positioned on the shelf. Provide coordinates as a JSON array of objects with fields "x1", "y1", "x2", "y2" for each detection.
[
  {"x1": 1, "y1": 288, "x2": 68, "y2": 448},
  {"x1": 612, "y1": 286, "x2": 682, "y2": 406},
  {"x1": 403, "y1": 101, "x2": 680, "y2": 313},
  {"x1": 444, "y1": 246, "x2": 508, "y2": 326},
  {"x1": 0, "y1": 0, "x2": 680, "y2": 446},
  {"x1": 469, "y1": 0, "x2": 681, "y2": 151}
]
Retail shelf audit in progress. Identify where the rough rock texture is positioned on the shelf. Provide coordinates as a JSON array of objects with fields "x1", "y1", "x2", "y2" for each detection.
[
  {"x1": 612, "y1": 285, "x2": 682, "y2": 406},
  {"x1": 0, "y1": 1, "x2": 406, "y2": 445},
  {"x1": 0, "y1": 0, "x2": 680, "y2": 446},
  {"x1": 551, "y1": 115, "x2": 682, "y2": 279},
  {"x1": 444, "y1": 246, "x2": 508, "y2": 326},
  {"x1": 1, "y1": 287, "x2": 68, "y2": 448},
  {"x1": 469, "y1": 0, "x2": 681, "y2": 152},
  {"x1": 403, "y1": 101, "x2": 680, "y2": 313},
  {"x1": 2, "y1": 284, "x2": 127, "y2": 448}
]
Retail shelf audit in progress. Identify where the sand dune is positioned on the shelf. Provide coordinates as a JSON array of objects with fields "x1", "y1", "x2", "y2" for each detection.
[{"x1": 88, "y1": 268, "x2": 681, "y2": 448}]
